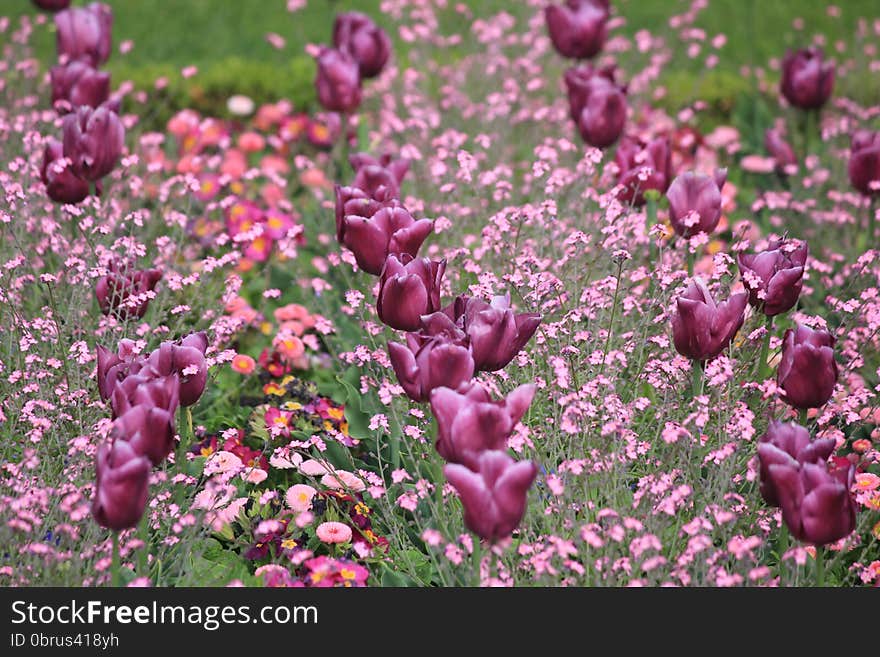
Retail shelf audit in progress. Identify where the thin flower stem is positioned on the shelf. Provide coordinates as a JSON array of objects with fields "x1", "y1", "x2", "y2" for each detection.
[
  {"x1": 111, "y1": 532, "x2": 120, "y2": 588},
  {"x1": 758, "y1": 314, "x2": 774, "y2": 380},
  {"x1": 686, "y1": 248, "x2": 695, "y2": 278},
  {"x1": 798, "y1": 408, "x2": 809, "y2": 427},
  {"x1": 691, "y1": 360, "x2": 703, "y2": 398},
  {"x1": 472, "y1": 538, "x2": 482, "y2": 587},
  {"x1": 815, "y1": 546, "x2": 825, "y2": 587}
]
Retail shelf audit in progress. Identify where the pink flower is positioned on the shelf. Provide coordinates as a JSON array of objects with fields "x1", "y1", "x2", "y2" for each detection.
[
  {"x1": 286, "y1": 484, "x2": 317, "y2": 512},
  {"x1": 316, "y1": 521, "x2": 353, "y2": 544}
]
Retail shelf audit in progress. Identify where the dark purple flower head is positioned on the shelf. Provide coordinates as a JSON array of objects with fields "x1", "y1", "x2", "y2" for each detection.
[
  {"x1": 545, "y1": 0, "x2": 609, "y2": 60},
  {"x1": 340, "y1": 204, "x2": 433, "y2": 276},
  {"x1": 333, "y1": 12, "x2": 391, "y2": 79},
  {"x1": 780, "y1": 47, "x2": 834, "y2": 110},
  {"x1": 50, "y1": 59, "x2": 111, "y2": 112},
  {"x1": 770, "y1": 460, "x2": 856, "y2": 546},
  {"x1": 55, "y1": 2, "x2": 113, "y2": 67},
  {"x1": 96, "y1": 340, "x2": 147, "y2": 402},
  {"x1": 615, "y1": 135, "x2": 672, "y2": 206},
  {"x1": 334, "y1": 185, "x2": 389, "y2": 243},
  {"x1": 848, "y1": 130, "x2": 880, "y2": 197},
  {"x1": 314, "y1": 47, "x2": 362, "y2": 114},
  {"x1": 564, "y1": 64, "x2": 626, "y2": 148},
  {"x1": 757, "y1": 421, "x2": 836, "y2": 507},
  {"x1": 777, "y1": 325, "x2": 838, "y2": 410},
  {"x1": 671, "y1": 279, "x2": 747, "y2": 362},
  {"x1": 40, "y1": 138, "x2": 90, "y2": 204},
  {"x1": 430, "y1": 382, "x2": 536, "y2": 469},
  {"x1": 111, "y1": 374, "x2": 180, "y2": 466},
  {"x1": 146, "y1": 332, "x2": 209, "y2": 407},
  {"x1": 377, "y1": 254, "x2": 446, "y2": 331},
  {"x1": 62, "y1": 101, "x2": 125, "y2": 182},
  {"x1": 388, "y1": 313, "x2": 474, "y2": 402},
  {"x1": 666, "y1": 169, "x2": 727, "y2": 238},
  {"x1": 444, "y1": 451, "x2": 538, "y2": 543},
  {"x1": 91, "y1": 439, "x2": 151, "y2": 530},
  {"x1": 349, "y1": 152, "x2": 409, "y2": 200},
  {"x1": 95, "y1": 261, "x2": 162, "y2": 320},
  {"x1": 442, "y1": 294, "x2": 542, "y2": 372},
  {"x1": 737, "y1": 239, "x2": 807, "y2": 317},
  {"x1": 33, "y1": 0, "x2": 72, "y2": 12}
]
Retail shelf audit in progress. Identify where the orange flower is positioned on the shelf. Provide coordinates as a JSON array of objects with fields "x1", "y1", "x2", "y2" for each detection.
[
  {"x1": 300, "y1": 168, "x2": 331, "y2": 189},
  {"x1": 238, "y1": 131, "x2": 266, "y2": 153},
  {"x1": 275, "y1": 335, "x2": 305, "y2": 362},
  {"x1": 231, "y1": 354, "x2": 256, "y2": 375}
]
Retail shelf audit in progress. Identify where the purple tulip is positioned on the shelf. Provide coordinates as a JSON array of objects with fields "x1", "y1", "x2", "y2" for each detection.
[
  {"x1": 444, "y1": 451, "x2": 537, "y2": 543},
  {"x1": 32, "y1": 0, "x2": 72, "y2": 11},
  {"x1": 96, "y1": 340, "x2": 147, "y2": 402},
  {"x1": 377, "y1": 254, "x2": 446, "y2": 331},
  {"x1": 55, "y1": 2, "x2": 113, "y2": 67},
  {"x1": 564, "y1": 64, "x2": 626, "y2": 148},
  {"x1": 757, "y1": 421, "x2": 836, "y2": 507},
  {"x1": 545, "y1": 0, "x2": 609, "y2": 60},
  {"x1": 765, "y1": 129, "x2": 798, "y2": 175},
  {"x1": 147, "y1": 332, "x2": 209, "y2": 407},
  {"x1": 848, "y1": 130, "x2": 880, "y2": 196},
  {"x1": 388, "y1": 313, "x2": 474, "y2": 402},
  {"x1": 737, "y1": 239, "x2": 807, "y2": 317},
  {"x1": 40, "y1": 139, "x2": 90, "y2": 204},
  {"x1": 349, "y1": 152, "x2": 409, "y2": 200},
  {"x1": 615, "y1": 135, "x2": 672, "y2": 206},
  {"x1": 671, "y1": 279, "x2": 747, "y2": 362},
  {"x1": 431, "y1": 382, "x2": 536, "y2": 469},
  {"x1": 50, "y1": 59, "x2": 110, "y2": 112},
  {"x1": 95, "y1": 262, "x2": 162, "y2": 319},
  {"x1": 111, "y1": 375, "x2": 180, "y2": 466},
  {"x1": 340, "y1": 204, "x2": 433, "y2": 276},
  {"x1": 333, "y1": 12, "x2": 391, "y2": 79},
  {"x1": 334, "y1": 185, "x2": 389, "y2": 243},
  {"x1": 780, "y1": 47, "x2": 834, "y2": 110},
  {"x1": 62, "y1": 102, "x2": 125, "y2": 182},
  {"x1": 314, "y1": 47, "x2": 362, "y2": 114},
  {"x1": 770, "y1": 461, "x2": 856, "y2": 546},
  {"x1": 777, "y1": 325, "x2": 838, "y2": 410},
  {"x1": 666, "y1": 169, "x2": 727, "y2": 238},
  {"x1": 442, "y1": 294, "x2": 542, "y2": 372},
  {"x1": 91, "y1": 438, "x2": 151, "y2": 531}
]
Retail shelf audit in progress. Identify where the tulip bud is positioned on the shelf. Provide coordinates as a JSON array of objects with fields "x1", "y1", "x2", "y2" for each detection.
[
  {"x1": 96, "y1": 340, "x2": 147, "y2": 401},
  {"x1": 50, "y1": 59, "x2": 111, "y2": 111},
  {"x1": 441, "y1": 294, "x2": 542, "y2": 372},
  {"x1": 444, "y1": 451, "x2": 537, "y2": 542},
  {"x1": 95, "y1": 262, "x2": 162, "y2": 319},
  {"x1": 671, "y1": 279, "x2": 747, "y2": 362},
  {"x1": 333, "y1": 12, "x2": 392, "y2": 79},
  {"x1": 32, "y1": 0, "x2": 72, "y2": 11},
  {"x1": 111, "y1": 375, "x2": 179, "y2": 466},
  {"x1": 847, "y1": 130, "x2": 880, "y2": 197},
  {"x1": 737, "y1": 239, "x2": 807, "y2": 317},
  {"x1": 666, "y1": 169, "x2": 727, "y2": 238},
  {"x1": 757, "y1": 421, "x2": 836, "y2": 507},
  {"x1": 770, "y1": 461, "x2": 856, "y2": 546},
  {"x1": 780, "y1": 47, "x2": 834, "y2": 110},
  {"x1": 91, "y1": 439, "x2": 151, "y2": 531},
  {"x1": 62, "y1": 102, "x2": 125, "y2": 182},
  {"x1": 564, "y1": 64, "x2": 626, "y2": 148},
  {"x1": 615, "y1": 135, "x2": 672, "y2": 206},
  {"x1": 147, "y1": 332, "x2": 209, "y2": 407},
  {"x1": 388, "y1": 313, "x2": 474, "y2": 402},
  {"x1": 335, "y1": 185, "x2": 386, "y2": 242},
  {"x1": 764, "y1": 129, "x2": 797, "y2": 175},
  {"x1": 431, "y1": 382, "x2": 536, "y2": 469},
  {"x1": 377, "y1": 254, "x2": 446, "y2": 331},
  {"x1": 340, "y1": 204, "x2": 433, "y2": 275},
  {"x1": 545, "y1": 0, "x2": 609, "y2": 60},
  {"x1": 314, "y1": 47, "x2": 362, "y2": 114},
  {"x1": 55, "y1": 2, "x2": 113, "y2": 67},
  {"x1": 777, "y1": 325, "x2": 838, "y2": 410},
  {"x1": 40, "y1": 138, "x2": 90, "y2": 204}
]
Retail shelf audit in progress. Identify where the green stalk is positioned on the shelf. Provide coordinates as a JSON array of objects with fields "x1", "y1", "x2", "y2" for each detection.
[
  {"x1": 757, "y1": 314, "x2": 774, "y2": 380},
  {"x1": 798, "y1": 408, "x2": 809, "y2": 426},
  {"x1": 471, "y1": 538, "x2": 483, "y2": 587},
  {"x1": 815, "y1": 546, "x2": 825, "y2": 587},
  {"x1": 691, "y1": 360, "x2": 703, "y2": 397},
  {"x1": 111, "y1": 532, "x2": 120, "y2": 587},
  {"x1": 686, "y1": 248, "x2": 695, "y2": 278}
]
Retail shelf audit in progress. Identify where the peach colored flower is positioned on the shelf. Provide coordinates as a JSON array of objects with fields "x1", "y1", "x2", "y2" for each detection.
[
  {"x1": 204, "y1": 450, "x2": 244, "y2": 475},
  {"x1": 316, "y1": 521, "x2": 352, "y2": 544},
  {"x1": 238, "y1": 131, "x2": 266, "y2": 153},
  {"x1": 231, "y1": 354, "x2": 256, "y2": 375},
  {"x1": 269, "y1": 447, "x2": 303, "y2": 469},
  {"x1": 243, "y1": 468, "x2": 268, "y2": 484},
  {"x1": 286, "y1": 484, "x2": 317, "y2": 512},
  {"x1": 321, "y1": 470, "x2": 366, "y2": 492},
  {"x1": 299, "y1": 459, "x2": 330, "y2": 476},
  {"x1": 300, "y1": 167, "x2": 331, "y2": 189},
  {"x1": 275, "y1": 335, "x2": 305, "y2": 361}
]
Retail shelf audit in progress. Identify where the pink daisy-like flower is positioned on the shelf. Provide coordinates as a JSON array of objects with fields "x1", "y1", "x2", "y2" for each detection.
[
  {"x1": 286, "y1": 484, "x2": 317, "y2": 512},
  {"x1": 231, "y1": 354, "x2": 256, "y2": 374},
  {"x1": 315, "y1": 521, "x2": 352, "y2": 544},
  {"x1": 299, "y1": 459, "x2": 330, "y2": 476},
  {"x1": 321, "y1": 469, "x2": 366, "y2": 492}
]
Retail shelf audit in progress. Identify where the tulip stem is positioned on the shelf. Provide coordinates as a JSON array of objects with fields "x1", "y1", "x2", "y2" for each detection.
[
  {"x1": 758, "y1": 315, "x2": 774, "y2": 380},
  {"x1": 686, "y1": 248, "x2": 695, "y2": 278},
  {"x1": 186, "y1": 407, "x2": 193, "y2": 442},
  {"x1": 111, "y1": 532, "x2": 120, "y2": 588},
  {"x1": 471, "y1": 538, "x2": 482, "y2": 587},
  {"x1": 798, "y1": 408, "x2": 809, "y2": 427},
  {"x1": 691, "y1": 360, "x2": 703, "y2": 397},
  {"x1": 815, "y1": 546, "x2": 825, "y2": 587}
]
